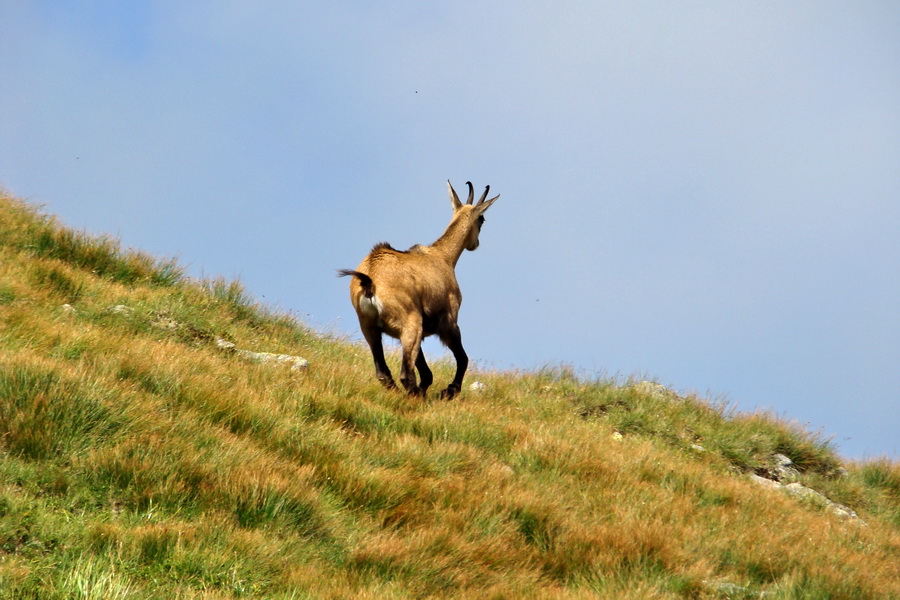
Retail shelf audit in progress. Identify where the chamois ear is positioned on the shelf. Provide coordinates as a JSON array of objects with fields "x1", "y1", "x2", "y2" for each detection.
[
  {"x1": 447, "y1": 180, "x2": 463, "y2": 210},
  {"x1": 475, "y1": 193, "x2": 499, "y2": 216}
]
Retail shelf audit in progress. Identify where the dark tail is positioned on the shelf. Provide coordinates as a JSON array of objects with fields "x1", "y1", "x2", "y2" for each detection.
[{"x1": 337, "y1": 269, "x2": 375, "y2": 298}]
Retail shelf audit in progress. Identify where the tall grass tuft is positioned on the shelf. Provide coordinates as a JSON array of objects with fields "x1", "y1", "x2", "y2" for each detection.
[
  {"x1": 858, "y1": 458, "x2": 900, "y2": 526},
  {"x1": 0, "y1": 365, "x2": 124, "y2": 459},
  {"x1": 29, "y1": 226, "x2": 182, "y2": 287},
  {"x1": 0, "y1": 192, "x2": 181, "y2": 286},
  {"x1": 57, "y1": 555, "x2": 138, "y2": 600}
]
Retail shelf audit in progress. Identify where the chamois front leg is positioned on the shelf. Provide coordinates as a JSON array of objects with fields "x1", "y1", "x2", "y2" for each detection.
[
  {"x1": 399, "y1": 316, "x2": 425, "y2": 397},
  {"x1": 440, "y1": 325, "x2": 468, "y2": 400}
]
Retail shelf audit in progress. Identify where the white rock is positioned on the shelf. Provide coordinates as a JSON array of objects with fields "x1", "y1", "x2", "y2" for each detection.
[
  {"x1": 783, "y1": 483, "x2": 861, "y2": 521},
  {"x1": 771, "y1": 453, "x2": 801, "y2": 482},
  {"x1": 750, "y1": 474, "x2": 783, "y2": 490},
  {"x1": 215, "y1": 337, "x2": 236, "y2": 351},
  {"x1": 237, "y1": 349, "x2": 309, "y2": 371},
  {"x1": 630, "y1": 380, "x2": 681, "y2": 402},
  {"x1": 469, "y1": 381, "x2": 486, "y2": 392},
  {"x1": 751, "y1": 475, "x2": 864, "y2": 523},
  {"x1": 150, "y1": 316, "x2": 179, "y2": 330}
]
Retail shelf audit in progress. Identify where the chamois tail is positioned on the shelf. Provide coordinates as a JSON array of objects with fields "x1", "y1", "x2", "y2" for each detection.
[{"x1": 337, "y1": 269, "x2": 376, "y2": 298}]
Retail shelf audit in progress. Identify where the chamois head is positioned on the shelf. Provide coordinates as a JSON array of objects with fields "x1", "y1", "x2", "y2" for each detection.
[{"x1": 447, "y1": 180, "x2": 499, "y2": 252}]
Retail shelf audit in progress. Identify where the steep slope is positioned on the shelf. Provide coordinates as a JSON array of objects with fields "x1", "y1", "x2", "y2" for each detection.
[{"x1": 1, "y1": 190, "x2": 898, "y2": 599}]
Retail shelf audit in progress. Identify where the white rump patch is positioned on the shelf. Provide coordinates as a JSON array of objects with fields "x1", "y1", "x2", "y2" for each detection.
[{"x1": 360, "y1": 294, "x2": 384, "y2": 317}]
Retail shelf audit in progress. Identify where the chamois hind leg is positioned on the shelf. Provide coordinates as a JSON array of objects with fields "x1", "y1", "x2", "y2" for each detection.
[
  {"x1": 415, "y1": 348, "x2": 433, "y2": 396},
  {"x1": 440, "y1": 325, "x2": 468, "y2": 400},
  {"x1": 398, "y1": 317, "x2": 425, "y2": 397},
  {"x1": 360, "y1": 324, "x2": 396, "y2": 390}
]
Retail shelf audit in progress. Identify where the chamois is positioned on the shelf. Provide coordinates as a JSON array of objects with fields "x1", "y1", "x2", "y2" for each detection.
[{"x1": 338, "y1": 181, "x2": 499, "y2": 399}]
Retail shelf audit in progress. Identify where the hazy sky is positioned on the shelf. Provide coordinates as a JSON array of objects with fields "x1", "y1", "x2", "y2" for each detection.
[{"x1": 2, "y1": 2, "x2": 898, "y2": 459}]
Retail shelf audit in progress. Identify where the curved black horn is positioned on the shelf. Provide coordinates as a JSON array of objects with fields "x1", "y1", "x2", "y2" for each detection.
[
  {"x1": 477, "y1": 185, "x2": 490, "y2": 205},
  {"x1": 465, "y1": 181, "x2": 474, "y2": 205}
]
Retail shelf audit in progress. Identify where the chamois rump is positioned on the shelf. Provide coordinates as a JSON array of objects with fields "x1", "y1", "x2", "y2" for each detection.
[{"x1": 338, "y1": 181, "x2": 499, "y2": 399}]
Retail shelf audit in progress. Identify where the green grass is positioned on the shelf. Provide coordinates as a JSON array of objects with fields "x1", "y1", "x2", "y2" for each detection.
[
  {"x1": 0, "y1": 366, "x2": 122, "y2": 460},
  {"x1": 1, "y1": 190, "x2": 899, "y2": 598}
]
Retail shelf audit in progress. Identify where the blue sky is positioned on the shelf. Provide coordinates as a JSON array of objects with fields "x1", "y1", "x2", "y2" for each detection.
[{"x1": 2, "y1": 2, "x2": 898, "y2": 459}]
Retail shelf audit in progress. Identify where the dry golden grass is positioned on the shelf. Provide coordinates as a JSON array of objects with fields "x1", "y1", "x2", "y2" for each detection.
[{"x1": 1, "y1": 189, "x2": 899, "y2": 598}]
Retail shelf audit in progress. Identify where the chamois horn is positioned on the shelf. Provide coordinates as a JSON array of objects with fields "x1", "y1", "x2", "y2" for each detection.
[{"x1": 477, "y1": 185, "x2": 491, "y2": 205}]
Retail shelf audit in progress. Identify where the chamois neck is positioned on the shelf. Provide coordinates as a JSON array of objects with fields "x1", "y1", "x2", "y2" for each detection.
[{"x1": 430, "y1": 214, "x2": 472, "y2": 267}]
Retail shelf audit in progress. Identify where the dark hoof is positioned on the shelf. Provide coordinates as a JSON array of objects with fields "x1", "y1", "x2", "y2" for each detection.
[
  {"x1": 406, "y1": 386, "x2": 425, "y2": 398},
  {"x1": 378, "y1": 377, "x2": 398, "y2": 390},
  {"x1": 440, "y1": 385, "x2": 460, "y2": 400}
]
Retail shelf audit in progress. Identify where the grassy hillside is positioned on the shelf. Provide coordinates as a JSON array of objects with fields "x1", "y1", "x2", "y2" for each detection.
[{"x1": 0, "y1": 189, "x2": 898, "y2": 599}]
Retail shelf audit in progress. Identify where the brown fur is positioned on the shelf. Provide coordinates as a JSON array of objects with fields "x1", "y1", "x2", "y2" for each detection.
[{"x1": 339, "y1": 181, "x2": 499, "y2": 399}]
